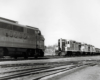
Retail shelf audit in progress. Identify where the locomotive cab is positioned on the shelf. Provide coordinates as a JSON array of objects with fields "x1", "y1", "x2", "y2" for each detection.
[{"x1": 34, "y1": 29, "x2": 45, "y2": 58}]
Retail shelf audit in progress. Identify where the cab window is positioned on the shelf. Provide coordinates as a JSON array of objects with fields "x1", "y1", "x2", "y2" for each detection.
[
  {"x1": 35, "y1": 30, "x2": 41, "y2": 35},
  {"x1": 27, "y1": 28, "x2": 35, "y2": 35}
]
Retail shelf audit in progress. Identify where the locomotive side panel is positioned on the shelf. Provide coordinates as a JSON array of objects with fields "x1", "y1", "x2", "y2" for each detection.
[
  {"x1": 26, "y1": 27, "x2": 37, "y2": 48},
  {"x1": 0, "y1": 21, "x2": 37, "y2": 49},
  {"x1": 74, "y1": 42, "x2": 81, "y2": 55},
  {"x1": 39, "y1": 35, "x2": 45, "y2": 50}
]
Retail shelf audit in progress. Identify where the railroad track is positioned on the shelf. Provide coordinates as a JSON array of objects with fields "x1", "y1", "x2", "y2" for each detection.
[
  {"x1": 0, "y1": 61, "x2": 76, "y2": 80},
  {"x1": 0, "y1": 55, "x2": 99, "y2": 62},
  {"x1": 34, "y1": 62, "x2": 96, "y2": 80},
  {"x1": 0, "y1": 60, "x2": 96, "y2": 80},
  {"x1": 38, "y1": 63, "x2": 96, "y2": 80}
]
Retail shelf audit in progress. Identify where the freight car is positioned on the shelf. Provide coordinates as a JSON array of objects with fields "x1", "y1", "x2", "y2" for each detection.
[
  {"x1": 55, "y1": 38, "x2": 100, "y2": 56},
  {"x1": 0, "y1": 17, "x2": 45, "y2": 59}
]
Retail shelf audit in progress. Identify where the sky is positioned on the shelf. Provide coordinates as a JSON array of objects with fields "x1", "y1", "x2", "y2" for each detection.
[{"x1": 0, "y1": 0, "x2": 100, "y2": 47}]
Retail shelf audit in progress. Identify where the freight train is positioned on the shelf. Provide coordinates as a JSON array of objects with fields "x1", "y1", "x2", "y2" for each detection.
[
  {"x1": 55, "y1": 38, "x2": 100, "y2": 56},
  {"x1": 0, "y1": 17, "x2": 45, "y2": 59}
]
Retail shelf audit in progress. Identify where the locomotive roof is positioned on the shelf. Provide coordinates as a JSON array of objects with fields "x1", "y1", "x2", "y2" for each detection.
[
  {"x1": 26, "y1": 25, "x2": 39, "y2": 30},
  {"x1": 0, "y1": 17, "x2": 18, "y2": 23},
  {"x1": 0, "y1": 17, "x2": 40, "y2": 31}
]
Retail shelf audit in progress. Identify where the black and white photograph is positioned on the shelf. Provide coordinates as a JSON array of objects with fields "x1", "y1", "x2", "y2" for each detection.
[{"x1": 0, "y1": 0, "x2": 100, "y2": 80}]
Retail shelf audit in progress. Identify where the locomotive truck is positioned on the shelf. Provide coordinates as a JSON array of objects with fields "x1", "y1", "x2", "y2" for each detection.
[
  {"x1": 55, "y1": 38, "x2": 100, "y2": 56},
  {"x1": 0, "y1": 17, "x2": 45, "y2": 59}
]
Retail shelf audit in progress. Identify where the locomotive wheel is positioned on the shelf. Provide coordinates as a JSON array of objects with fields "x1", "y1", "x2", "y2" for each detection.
[
  {"x1": 34, "y1": 50, "x2": 38, "y2": 58},
  {"x1": 24, "y1": 52, "x2": 28, "y2": 59},
  {"x1": 39, "y1": 50, "x2": 44, "y2": 57},
  {"x1": 0, "y1": 48, "x2": 3, "y2": 57},
  {"x1": 41, "y1": 52, "x2": 44, "y2": 57},
  {"x1": 14, "y1": 56, "x2": 17, "y2": 59},
  {"x1": 58, "y1": 51, "x2": 61, "y2": 56},
  {"x1": 24, "y1": 56, "x2": 28, "y2": 59}
]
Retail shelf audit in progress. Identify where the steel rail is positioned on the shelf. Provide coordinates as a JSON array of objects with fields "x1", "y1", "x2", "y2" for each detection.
[
  {"x1": 35, "y1": 63, "x2": 96, "y2": 80},
  {"x1": 0, "y1": 62, "x2": 93, "y2": 80},
  {"x1": 0, "y1": 65, "x2": 77, "y2": 80}
]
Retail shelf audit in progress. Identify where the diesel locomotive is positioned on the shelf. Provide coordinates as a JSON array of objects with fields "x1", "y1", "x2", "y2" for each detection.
[
  {"x1": 55, "y1": 38, "x2": 100, "y2": 56},
  {"x1": 0, "y1": 17, "x2": 45, "y2": 59}
]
